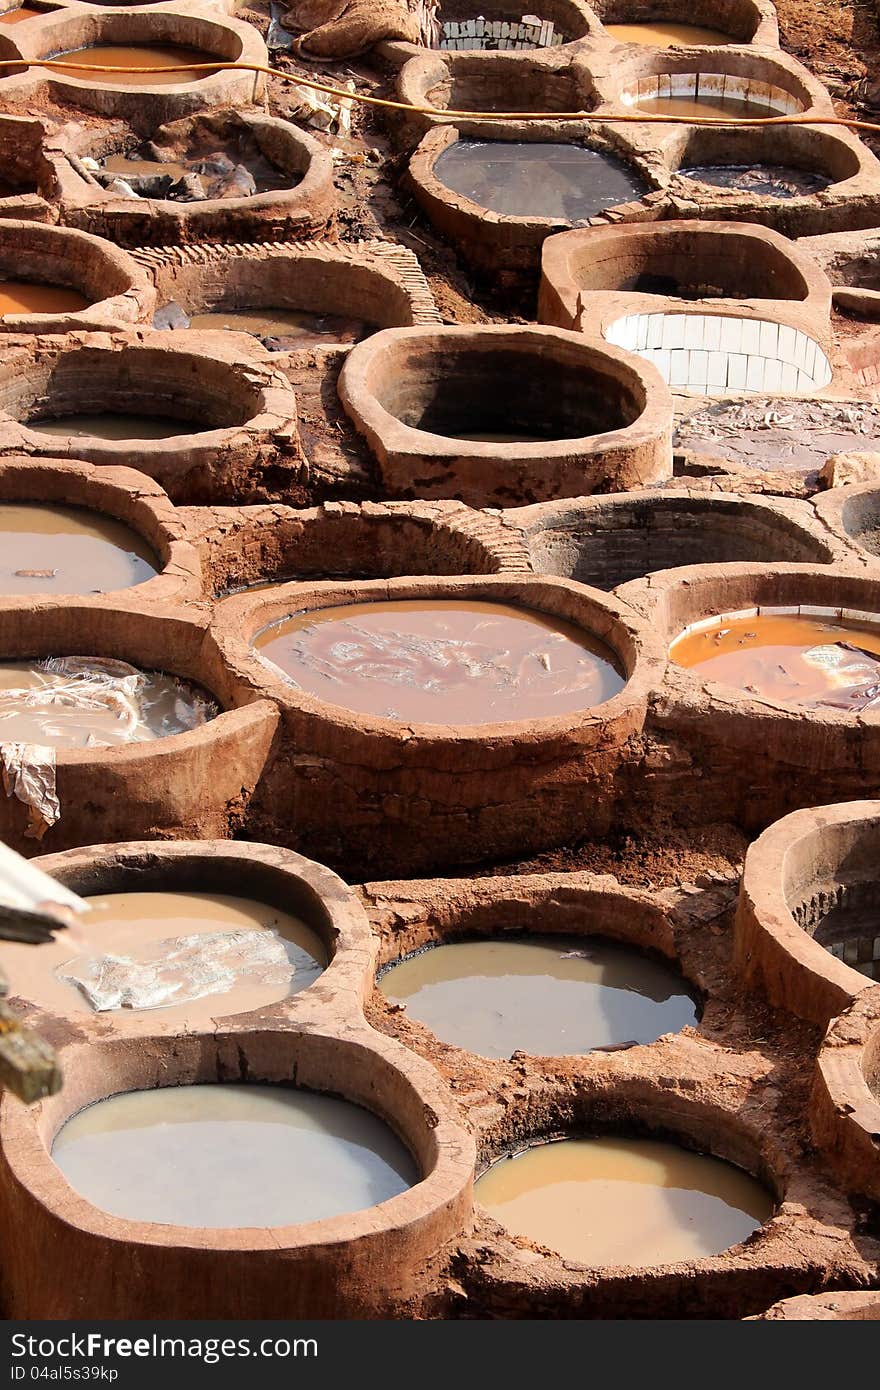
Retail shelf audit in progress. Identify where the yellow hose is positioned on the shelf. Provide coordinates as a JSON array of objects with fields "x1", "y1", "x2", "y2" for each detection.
[{"x1": 3, "y1": 55, "x2": 879, "y2": 133}]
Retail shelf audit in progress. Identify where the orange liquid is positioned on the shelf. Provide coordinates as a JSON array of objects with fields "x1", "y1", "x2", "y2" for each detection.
[
  {"x1": 671, "y1": 612, "x2": 880, "y2": 710},
  {"x1": 0, "y1": 281, "x2": 88, "y2": 316},
  {"x1": 606, "y1": 22, "x2": 731, "y2": 46},
  {"x1": 52, "y1": 44, "x2": 217, "y2": 86}
]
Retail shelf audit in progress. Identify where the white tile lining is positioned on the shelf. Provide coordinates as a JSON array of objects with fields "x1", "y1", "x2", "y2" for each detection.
[
  {"x1": 439, "y1": 16, "x2": 567, "y2": 48},
  {"x1": 620, "y1": 71, "x2": 803, "y2": 114},
  {"x1": 605, "y1": 312, "x2": 832, "y2": 394}
]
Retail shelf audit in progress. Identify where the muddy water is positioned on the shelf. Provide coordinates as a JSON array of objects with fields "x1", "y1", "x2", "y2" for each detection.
[
  {"x1": 637, "y1": 94, "x2": 777, "y2": 119},
  {"x1": 0, "y1": 282, "x2": 88, "y2": 316},
  {"x1": 51, "y1": 1083, "x2": 418, "y2": 1227},
  {"x1": 433, "y1": 140, "x2": 647, "y2": 221},
  {"x1": 606, "y1": 22, "x2": 731, "y2": 46},
  {"x1": 670, "y1": 612, "x2": 880, "y2": 710},
  {"x1": 254, "y1": 598, "x2": 626, "y2": 724},
  {"x1": 52, "y1": 44, "x2": 217, "y2": 85},
  {"x1": 32, "y1": 413, "x2": 200, "y2": 440},
  {"x1": 3, "y1": 890, "x2": 326, "y2": 1021},
  {"x1": 185, "y1": 308, "x2": 369, "y2": 347},
  {"x1": 680, "y1": 163, "x2": 831, "y2": 198},
  {"x1": 476, "y1": 1136, "x2": 773, "y2": 1265},
  {"x1": 0, "y1": 503, "x2": 158, "y2": 595},
  {"x1": 0, "y1": 657, "x2": 216, "y2": 747},
  {"x1": 378, "y1": 936, "x2": 698, "y2": 1057}
]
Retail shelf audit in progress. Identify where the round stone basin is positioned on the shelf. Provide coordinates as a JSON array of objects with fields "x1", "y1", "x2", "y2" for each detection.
[
  {"x1": 253, "y1": 598, "x2": 626, "y2": 725},
  {"x1": 0, "y1": 503, "x2": 158, "y2": 595},
  {"x1": 476, "y1": 1136, "x2": 773, "y2": 1265},
  {"x1": 31, "y1": 414, "x2": 202, "y2": 441},
  {"x1": 4, "y1": 890, "x2": 327, "y2": 1022},
  {"x1": 606, "y1": 22, "x2": 733, "y2": 45},
  {"x1": 432, "y1": 140, "x2": 647, "y2": 222},
  {"x1": 670, "y1": 609, "x2": 880, "y2": 711},
  {"x1": 378, "y1": 934, "x2": 698, "y2": 1057},
  {"x1": 0, "y1": 282, "x2": 88, "y2": 317},
  {"x1": 680, "y1": 164, "x2": 832, "y2": 199},
  {"x1": 0, "y1": 656, "x2": 217, "y2": 747},
  {"x1": 51, "y1": 1083, "x2": 418, "y2": 1228},
  {"x1": 51, "y1": 44, "x2": 217, "y2": 85}
]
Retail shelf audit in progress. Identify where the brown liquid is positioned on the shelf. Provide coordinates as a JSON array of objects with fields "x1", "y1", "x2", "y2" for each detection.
[
  {"x1": 103, "y1": 154, "x2": 191, "y2": 181},
  {"x1": 607, "y1": 22, "x2": 731, "y2": 46},
  {"x1": 379, "y1": 936, "x2": 698, "y2": 1057},
  {"x1": 637, "y1": 94, "x2": 774, "y2": 119},
  {"x1": 51, "y1": 1084, "x2": 417, "y2": 1227},
  {"x1": 32, "y1": 413, "x2": 199, "y2": 440},
  {"x1": 0, "y1": 503, "x2": 158, "y2": 596},
  {"x1": 0, "y1": 5, "x2": 44, "y2": 22},
  {"x1": 52, "y1": 44, "x2": 217, "y2": 86},
  {"x1": 0, "y1": 282, "x2": 88, "y2": 316},
  {"x1": 476, "y1": 1136, "x2": 773, "y2": 1265},
  {"x1": 671, "y1": 612, "x2": 880, "y2": 710},
  {"x1": 254, "y1": 599, "x2": 626, "y2": 724},
  {"x1": 3, "y1": 890, "x2": 326, "y2": 1021},
  {"x1": 186, "y1": 308, "x2": 368, "y2": 347},
  {"x1": 0, "y1": 657, "x2": 216, "y2": 747}
]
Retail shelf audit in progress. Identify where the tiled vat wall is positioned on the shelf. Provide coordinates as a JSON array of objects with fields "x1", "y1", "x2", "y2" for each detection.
[
  {"x1": 439, "y1": 16, "x2": 568, "y2": 48},
  {"x1": 620, "y1": 72, "x2": 804, "y2": 113},
  {"x1": 605, "y1": 312, "x2": 833, "y2": 393}
]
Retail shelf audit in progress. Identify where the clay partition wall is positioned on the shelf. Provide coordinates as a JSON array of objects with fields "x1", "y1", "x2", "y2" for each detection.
[
  {"x1": 47, "y1": 112, "x2": 336, "y2": 247},
  {"x1": 0, "y1": 333, "x2": 303, "y2": 505},
  {"x1": 184, "y1": 499, "x2": 529, "y2": 597},
  {"x1": 358, "y1": 870, "x2": 879, "y2": 1317},
  {"x1": 209, "y1": 572, "x2": 665, "y2": 877},
  {"x1": 617, "y1": 566, "x2": 880, "y2": 835},
  {"x1": 758, "y1": 1290, "x2": 880, "y2": 1319},
  {"x1": 338, "y1": 324, "x2": 674, "y2": 505},
  {"x1": 799, "y1": 227, "x2": 880, "y2": 317},
  {"x1": 506, "y1": 490, "x2": 845, "y2": 590},
  {"x1": 0, "y1": 842, "x2": 474, "y2": 1318},
  {"x1": 0, "y1": 6, "x2": 265, "y2": 130},
  {"x1": 0, "y1": 453, "x2": 202, "y2": 607},
  {"x1": 812, "y1": 984, "x2": 880, "y2": 1203},
  {"x1": 0, "y1": 220, "x2": 154, "y2": 331}
]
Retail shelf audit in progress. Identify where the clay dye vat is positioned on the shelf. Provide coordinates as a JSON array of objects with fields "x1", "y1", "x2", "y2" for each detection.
[
  {"x1": 253, "y1": 599, "x2": 626, "y2": 724},
  {"x1": 0, "y1": 281, "x2": 88, "y2": 317},
  {"x1": 476, "y1": 1136, "x2": 773, "y2": 1264},
  {"x1": 99, "y1": 145, "x2": 292, "y2": 201},
  {"x1": 51, "y1": 1084, "x2": 418, "y2": 1227},
  {"x1": 432, "y1": 140, "x2": 647, "y2": 222},
  {"x1": 670, "y1": 611, "x2": 880, "y2": 711},
  {"x1": 3, "y1": 890, "x2": 326, "y2": 1021},
  {"x1": 31, "y1": 414, "x2": 200, "y2": 441},
  {"x1": 0, "y1": 656, "x2": 216, "y2": 748},
  {"x1": 0, "y1": 503, "x2": 158, "y2": 595},
  {"x1": 156, "y1": 304, "x2": 369, "y2": 350},
  {"x1": 378, "y1": 935, "x2": 698, "y2": 1057},
  {"x1": 606, "y1": 23, "x2": 731, "y2": 46},
  {"x1": 50, "y1": 45, "x2": 217, "y2": 86},
  {"x1": 680, "y1": 164, "x2": 831, "y2": 199}
]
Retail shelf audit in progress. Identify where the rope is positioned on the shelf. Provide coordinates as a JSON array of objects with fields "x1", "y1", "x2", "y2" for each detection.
[{"x1": 3, "y1": 56, "x2": 880, "y2": 133}]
